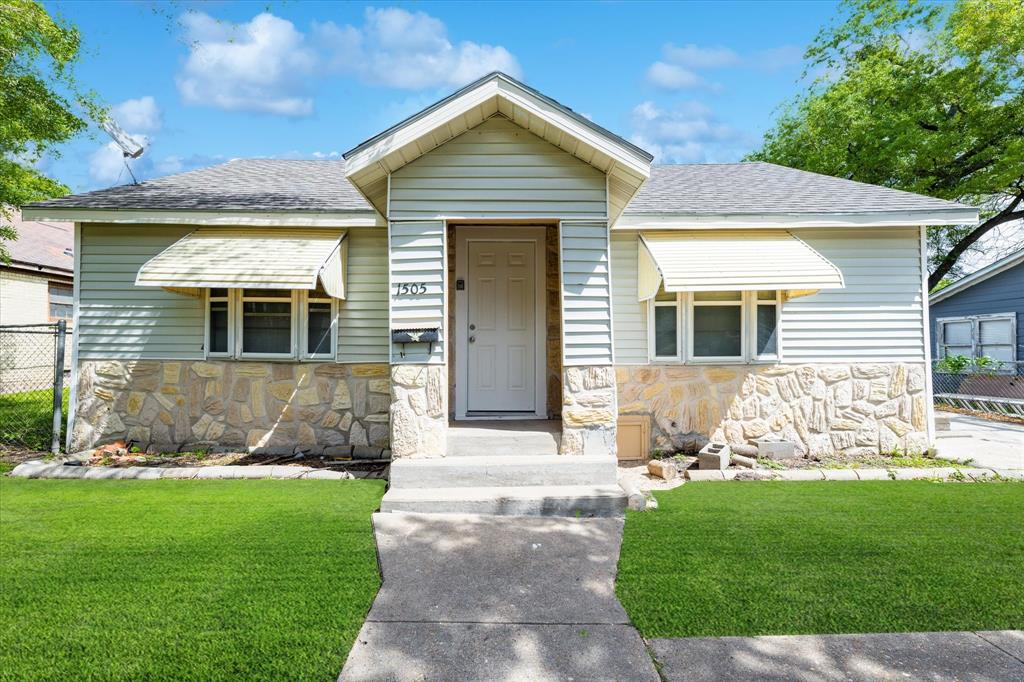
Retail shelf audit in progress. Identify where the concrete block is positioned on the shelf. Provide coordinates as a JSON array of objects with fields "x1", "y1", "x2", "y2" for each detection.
[
  {"x1": 686, "y1": 470, "x2": 726, "y2": 481},
  {"x1": 855, "y1": 468, "x2": 890, "y2": 480},
  {"x1": 752, "y1": 435, "x2": 796, "y2": 460},
  {"x1": 776, "y1": 469, "x2": 825, "y2": 481},
  {"x1": 160, "y1": 467, "x2": 200, "y2": 479},
  {"x1": 697, "y1": 442, "x2": 730, "y2": 470},
  {"x1": 822, "y1": 469, "x2": 859, "y2": 481},
  {"x1": 892, "y1": 467, "x2": 956, "y2": 480}
]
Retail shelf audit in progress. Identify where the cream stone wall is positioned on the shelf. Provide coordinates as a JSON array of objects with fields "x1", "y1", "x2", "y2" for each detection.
[
  {"x1": 72, "y1": 360, "x2": 390, "y2": 453},
  {"x1": 561, "y1": 366, "x2": 617, "y2": 456},
  {"x1": 390, "y1": 364, "x2": 447, "y2": 458},
  {"x1": 616, "y1": 363, "x2": 929, "y2": 457}
]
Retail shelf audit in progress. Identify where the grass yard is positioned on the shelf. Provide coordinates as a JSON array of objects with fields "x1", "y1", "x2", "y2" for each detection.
[
  {"x1": 617, "y1": 481, "x2": 1024, "y2": 638},
  {"x1": 0, "y1": 388, "x2": 68, "y2": 452},
  {"x1": 0, "y1": 479, "x2": 384, "y2": 681}
]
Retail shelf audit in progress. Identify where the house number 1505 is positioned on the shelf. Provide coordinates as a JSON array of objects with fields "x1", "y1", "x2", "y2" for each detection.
[{"x1": 395, "y1": 283, "x2": 428, "y2": 295}]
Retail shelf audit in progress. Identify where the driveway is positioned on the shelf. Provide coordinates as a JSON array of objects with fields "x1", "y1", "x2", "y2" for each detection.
[
  {"x1": 339, "y1": 513, "x2": 658, "y2": 681},
  {"x1": 934, "y1": 411, "x2": 1024, "y2": 470}
]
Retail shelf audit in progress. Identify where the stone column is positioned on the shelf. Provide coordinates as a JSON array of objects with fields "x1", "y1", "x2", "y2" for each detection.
[
  {"x1": 560, "y1": 366, "x2": 617, "y2": 456},
  {"x1": 389, "y1": 364, "x2": 447, "y2": 458}
]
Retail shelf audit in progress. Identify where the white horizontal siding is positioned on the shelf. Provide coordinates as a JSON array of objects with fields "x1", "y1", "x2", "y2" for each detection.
[
  {"x1": 389, "y1": 221, "x2": 445, "y2": 364},
  {"x1": 609, "y1": 231, "x2": 648, "y2": 364},
  {"x1": 561, "y1": 221, "x2": 613, "y2": 365},
  {"x1": 78, "y1": 224, "x2": 205, "y2": 360},
  {"x1": 337, "y1": 227, "x2": 389, "y2": 363},
  {"x1": 390, "y1": 117, "x2": 607, "y2": 220},
  {"x1": 781, "y1": 228, "x2": 925, "y2": 362}
]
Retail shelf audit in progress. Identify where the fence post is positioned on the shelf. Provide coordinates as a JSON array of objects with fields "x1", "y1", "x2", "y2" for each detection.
[{"x1": 51, "y1": 320, "x2": 66, "y2": 455}]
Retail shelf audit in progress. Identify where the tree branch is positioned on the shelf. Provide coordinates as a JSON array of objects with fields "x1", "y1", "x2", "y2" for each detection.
[{"x1": 928, "y1": 193, "x2": 1024, "y2": 290}]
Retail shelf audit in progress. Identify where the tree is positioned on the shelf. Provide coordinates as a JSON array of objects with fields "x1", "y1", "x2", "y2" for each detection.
[
  {"x1": 1, "y1": 0, "x2": 101, "y2": 262},
  {"x1": 748, "y1": 0, "x2": 1024, "y2": 290}
]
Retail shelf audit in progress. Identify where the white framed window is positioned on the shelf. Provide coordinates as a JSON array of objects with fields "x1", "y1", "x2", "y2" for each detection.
[
  {"x1": 205, "y1": 288, "x2": 337, "y2": 361},
  {"x1": 301, "y1": 283, "x2": 337, "y2": 360},
  {"x1": 937, "y1": 313, "x2": 1016, "y2": 363},
  {"x1": 648, "y1": 289, "x2": 782, "y2": 364},
  {"x1": 690, "y1": 291, "x2": 744, "y2": 362},
  {"x1": 651, "y1": 286, "x2": 681, "y2": 360},
  {"x1": 48, "y1": 282, "x2": 73, "y2": 322},
  {"x1": 206, "y1": 288, "x2": 233, "y2": 357}
]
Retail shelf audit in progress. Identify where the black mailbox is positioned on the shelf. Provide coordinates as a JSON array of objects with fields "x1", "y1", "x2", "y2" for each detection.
[{"x1": 391, "y1": 327, "x2": 440, "y2": 357}]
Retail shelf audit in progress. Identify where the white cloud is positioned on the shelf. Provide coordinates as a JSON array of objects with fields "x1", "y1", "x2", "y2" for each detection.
[
  {"x1": 645, "y1": 62, "x2": 705, "y2": 90},
  {"x1": 111, "y1": 96, "x2": 162, "y2": 133},
  {"x1": 628, "y1": 100, "x2": 742, "y2": 163},
  {"x1": 89, "y1": 141, "x2": 138, "y2": 184},
  {"x1": 661, "y1": 43, "x2": 741, "y2": 69},
  {"x1": 314, "y1": 7, "x2": 522, "y2": 90},
  {"x1": 176, "y1": 12, "x2": 317, "y2": 116}
]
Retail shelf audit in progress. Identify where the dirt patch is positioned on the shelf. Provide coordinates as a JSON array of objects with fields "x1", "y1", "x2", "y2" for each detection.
[{"x1": 936, "y1": 404, "x2": 1024, "y2": 426}]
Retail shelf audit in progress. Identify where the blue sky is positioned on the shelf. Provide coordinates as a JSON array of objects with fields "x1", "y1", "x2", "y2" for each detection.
[{"x1": 45, "y1": 0, "x2": 845, "y2": 193}]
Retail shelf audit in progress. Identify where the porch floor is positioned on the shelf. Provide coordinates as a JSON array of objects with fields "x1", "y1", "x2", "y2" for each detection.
[{"x1": 446, "y1": 419, "x2": 561, "y2": 457}]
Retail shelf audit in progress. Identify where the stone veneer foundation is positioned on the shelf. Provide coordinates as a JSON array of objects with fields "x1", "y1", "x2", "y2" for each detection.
[
  {"x1": 72, "y1": 359, "x2": 391, "y2": 453},
  {"x1": 617, "y1": 363, "x2": 929, "y2": 457},
  {"x1": 389, "y1": 364, "x2": 447, "y2": 458},
  {"x1": 560, "y1": 366, "x2": 618, "y2": 456}
]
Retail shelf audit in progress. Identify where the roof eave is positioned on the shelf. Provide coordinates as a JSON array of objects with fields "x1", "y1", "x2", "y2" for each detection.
[
  {"x1": 615, "y1": 207, "x2": 980, "y2": 229},
  {"x1": 20, "y1": 206, "x2": 384, "y2": 228},
  {"x1": 929, "y1": 248, "x2": 1024, "y2": 303}
]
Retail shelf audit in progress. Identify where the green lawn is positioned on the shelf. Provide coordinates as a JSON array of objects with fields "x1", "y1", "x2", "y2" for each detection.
[
  {"x1": 0, "y1": 388, "x2": 68, "y2": 452},
  {"x1": 617, "y1": 481, "x2": 1024, "y2": 638},
  {"x1": 0, "y1": 479, "x2": 384, "y2": 681}
]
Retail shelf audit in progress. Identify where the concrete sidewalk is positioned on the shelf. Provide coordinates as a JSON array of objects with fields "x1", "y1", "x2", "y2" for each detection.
[
  {"x1": 650, "y1": 630, "x2": 1024, "y2": 681},
  {"x1": 339, "y1": 513, "x2": 658, "y2": 681}
]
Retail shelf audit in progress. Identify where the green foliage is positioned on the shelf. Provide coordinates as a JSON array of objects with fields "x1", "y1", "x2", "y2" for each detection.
[
  {"x1": 0, "y1": 0, "x2": 103, "y2": 262},
  {"x1": 749, "y1": 0, "x2": 1024, "y2": 287},
  {"x1": 936, "y1": 354, "x2": 972, "y2": 374},
  {"x1": 935, "y1": 354, "x2": 1004, "y2": 375},
  {"x1": 0, "y1": 479, "x2": 385, "y2": 679},
  {"x1": 618, "y1": 481, "x2": 1024, "y2": 636}
]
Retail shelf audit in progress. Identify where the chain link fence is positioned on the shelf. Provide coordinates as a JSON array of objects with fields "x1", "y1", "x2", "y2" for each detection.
[
  {"x1": 0, "y1": 322, "x2": 69, "y2": 453},
  {"x1": 932, "y1": 360, "x2": 1024, "y2": 417}
]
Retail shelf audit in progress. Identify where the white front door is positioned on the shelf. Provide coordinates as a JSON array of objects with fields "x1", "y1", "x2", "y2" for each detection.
[{"x1": 467, "y1": 239, "x2": 537, "y2": 412}]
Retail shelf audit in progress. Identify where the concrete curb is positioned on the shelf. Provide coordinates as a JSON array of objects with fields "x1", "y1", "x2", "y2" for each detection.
[
  {"x1": 684, "y1": 466, "x2": 1015, "y2": 482},
  {"x1": 9, "y1": 461, "x2": 355, "y2": 481}
]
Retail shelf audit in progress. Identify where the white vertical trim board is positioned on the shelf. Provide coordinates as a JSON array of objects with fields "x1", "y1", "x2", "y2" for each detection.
[
  {"x1": 559, "y1": 220, "x2": 614, "y2": 366},
  {"x1": 388, "y1": 219, "x2": 446, "y2": 364},
  {"x1": 920, "y1": 225, "x2": 935, "y2": 445},
  {"x1": 65, "y1": 222, "x2": 82, "y2": 452}
]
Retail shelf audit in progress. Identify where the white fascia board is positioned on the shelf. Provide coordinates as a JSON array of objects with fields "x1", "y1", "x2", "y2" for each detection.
[
  {"x1": 20, "y1": 208, "x2": 383, "y2": 228},
  {"x1": 614, "y1": 208, "x2": 979, "y2": 230},
  {"x1": 929, "y1": 249, "x2": 1024, "y2": 303}
]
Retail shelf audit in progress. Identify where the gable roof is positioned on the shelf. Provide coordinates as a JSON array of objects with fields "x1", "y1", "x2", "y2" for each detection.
[
  {"x1": 341, "y1": 71, "x2": 653, "y2": 222},
  {"x1": 929, "y1": 247, "x2": 1024, "y2": 304},
  {"x1": 23, "y1": 160, "x2": 976, "y2": 226},
  {"x1": 4, "y1": 209, "x2": 73, "y2": 276}
]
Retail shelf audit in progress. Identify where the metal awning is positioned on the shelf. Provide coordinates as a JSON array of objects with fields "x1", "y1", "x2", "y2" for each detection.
[
  {"x1": 136, "y1": 227, "x2": 348, "y2": 298},
  {"x1": 637, "y1": 230, "x2": 844, "y2": 300}
]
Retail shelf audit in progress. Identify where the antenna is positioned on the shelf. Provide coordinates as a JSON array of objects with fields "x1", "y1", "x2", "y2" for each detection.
[{"x1": 101, "y1": 118, "x2": 145, "y2": 184}]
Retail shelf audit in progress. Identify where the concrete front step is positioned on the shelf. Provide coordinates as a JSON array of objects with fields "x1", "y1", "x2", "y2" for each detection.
[
  {"x1": 389, "y1": 454, "x2": 618, "y2": 489},
  {"x1": 379, "y1": 484, "x2": 628, "y2": 517}
]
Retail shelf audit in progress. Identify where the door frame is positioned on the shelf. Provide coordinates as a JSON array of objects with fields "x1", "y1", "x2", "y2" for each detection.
[{"x1": 454, "y1": 225, "x2": 548, "y2": 420}]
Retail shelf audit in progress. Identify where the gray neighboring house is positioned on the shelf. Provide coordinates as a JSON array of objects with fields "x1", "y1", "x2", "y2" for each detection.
[
  {"x1": 22, "y1": 73, "x2": 979, "y2": 495},
  {"x1": 930, "y1": 248, "x2": 1024, "y2": 370}
]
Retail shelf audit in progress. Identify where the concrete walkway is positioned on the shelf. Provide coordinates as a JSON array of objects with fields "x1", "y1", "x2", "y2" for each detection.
[
  {"x1": 650, "y1": 630, "x2": 1024, "y2": 681},
  {"x1": 935, "y1": 411, "x2": 1024, "y2": 470},
  {"x1": 339, "y1": 513, "x2": 658, "y2": 681}
]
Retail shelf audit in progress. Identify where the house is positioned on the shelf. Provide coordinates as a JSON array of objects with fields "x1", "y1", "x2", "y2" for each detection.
[
  {"x1": 22, "y1": 73, "x2": 977, "y2": 510},
  {"x1": 0, "y1": 209, "x2": 74, "y2": 393},
  {"x1": 930, "y1": 248, "x2": 1023, "y2": 368}
]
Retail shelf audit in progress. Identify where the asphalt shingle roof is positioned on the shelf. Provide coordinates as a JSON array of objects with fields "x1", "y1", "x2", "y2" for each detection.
[{"x1": 27, "y1": 159, "x2": 966, "y2": 216}]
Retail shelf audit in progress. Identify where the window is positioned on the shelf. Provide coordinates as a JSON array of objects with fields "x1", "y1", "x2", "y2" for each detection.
[
  {"x1": 938, "y1": 314, "x2": 1016, "y2": 364},
  {"x1": 205, "y1": 289, "x2": 336, "y2": 360},
  {"x1": 48, "y1": 282, "x2": 73, "y2": 322},
  {"x1": 648, "y1": 290, "x2": 782, "y2": 363},
  {"x1": 652, "y1": 287, "x2": 680, "y2": 359},
  {"x1": 692, "y1": 291, "x2": 743, "y2": 360}
]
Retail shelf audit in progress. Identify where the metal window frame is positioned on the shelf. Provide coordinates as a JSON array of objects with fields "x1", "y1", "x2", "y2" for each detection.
[{"x1": 936, "y1": 312, "x2": 1017, "y2": 366}]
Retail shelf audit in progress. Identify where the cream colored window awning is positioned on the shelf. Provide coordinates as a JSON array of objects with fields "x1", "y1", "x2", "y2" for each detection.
[
  {"x1": 638, "y1": 230, "x2": 844, "y2": 300},
  {"x1": 136, "y1": 228, "x2": 348, "y2": 298}
]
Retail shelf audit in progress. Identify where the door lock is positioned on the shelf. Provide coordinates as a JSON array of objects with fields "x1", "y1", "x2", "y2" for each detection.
[
  {"x1": 469, "y1": 323, "x2": 476, "y2": 331},
  {"x1": 469, "y1": 335, "x2": 476, "y2": 343}
]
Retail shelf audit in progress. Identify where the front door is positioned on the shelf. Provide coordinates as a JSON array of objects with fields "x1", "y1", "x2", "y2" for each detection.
[{"x1": 467, "y1": 239, "x2": 537, "y2": 412}]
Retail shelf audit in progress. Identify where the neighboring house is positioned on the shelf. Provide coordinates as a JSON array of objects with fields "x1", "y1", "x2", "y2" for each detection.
[
  {"x1": 23, "y1": 73, "x2": 977, "y2": 469},
  {"x1": 930, "y1": 248, "x2": 1023, "y2": 371},
  {"x1": 0, "y1": 209, "x2": 74, "y2": 393}
]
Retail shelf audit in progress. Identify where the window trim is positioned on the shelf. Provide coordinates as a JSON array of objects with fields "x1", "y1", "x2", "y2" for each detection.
[
  {"x1": 47, "y1": 281, "x2": 74, "y2": 323},
  {"x1": 647, "y1": 290, "x2": 783, "y2": 364},
  {"x1": 204, "y1": 288, "x2": 338, "y2": 361},
  {"x1": 936, "y1": 313, "x2": 1017, "y2": 365}
]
